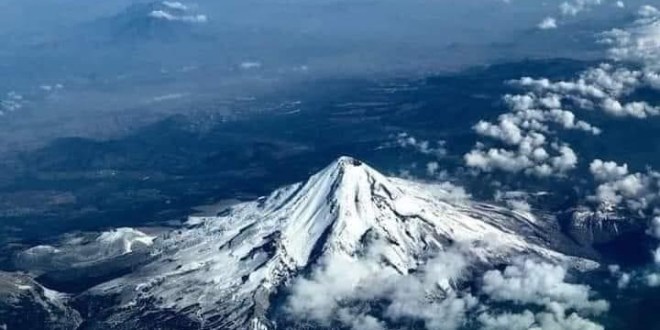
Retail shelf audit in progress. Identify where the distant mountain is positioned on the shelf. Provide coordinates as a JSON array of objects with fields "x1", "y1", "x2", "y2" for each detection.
[
  {"x1": 84, "y1": 1, "x2": 209, "y2": 44},
  {"x1": 65, "y1": 156, "x2": 593, "y2": 329}
]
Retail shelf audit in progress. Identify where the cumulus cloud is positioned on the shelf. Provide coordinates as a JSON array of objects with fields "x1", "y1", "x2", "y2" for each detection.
[
  {"x1": 465, "y1": 141, "x2": 577, "y2": 177},
  {"x1": 601, "y1": 10, "x2": 660, "y2": 68},
  {"x1": 532, "y1": 0, "x2": 604, "y2": 33},
  {"x1": 559, "y1": 0, "x2": 603, "y2": 16},
  {"x1": 514, "y1": 63, "x2": 660, "y2": 118},
  {"x1": 394, "y1": 132, "x2": 448, "y2": 158},
  {"x1": 479, "y1": 303, "x2": 604, "y2": 330},
  {"x1": 286, "y1": 245, "x2": 477, "y2": 330},
  {"x1": 538, "y1": 17, "x2": 558, "y2": 30},
  {"x1": 587, "y1": 160, "x2": 660, "y2": 211},
  {"x1": 465, "y1": 81, "x2": 597, "y2": 177},
  {"x1": 478, "y1": 258, "x2": 607, "y2": 330},
  {"x1": 481, "y1": 258, "x2": 609, "y2": 313},
  {"x1": 286, "y1": 242, "x2": 608, "y2": 330},
  {"x1": 589, "y1": 159, "x2": 629, "y2": 181},
  {"x1": 469, "y1": 7, "x2": 660, "y2": 182},
  {"x1": 465, "y1": 147, "x2": 532, "y2": 173}
]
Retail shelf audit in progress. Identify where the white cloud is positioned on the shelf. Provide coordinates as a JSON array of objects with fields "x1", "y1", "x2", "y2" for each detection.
[
  {"x1": 464, "y1": 140, "x2": 578, "y2": 178},
  {"x1": 465, "y1": 81, "x2": 598, "y2": 177},
  {"x1": 589, "y1": 159, "x2": 628, "y2": 181},
  {"x1": 470, "y1": 8, "x2": 660, "y2": 181},
  {"x1": 395, "y1": 132, "x2": 447, "y2": 158},
  {"x1": 240, "y1": 61, "x2": 262, "y2": 69},
  {"x1": 601, "y1": 6, "x2": 660, "y2": 68},
  {"x1": 646, "y1": 273, "x2": 660, "y2": 286},
  {"x1": 507, "y1": 199, "x2": 532, "y2": 212},
  {"x1": 494, "y1": 190, "x2": 534, "y2": 213},
  {"x1": 559, "y1": 0, "x2": 603, "y2": 16},
  {"x1": 149, "y1": 10, "x2": 208, "y2": 23},
  {"x1": 162, "y1": 1, "x2": 188, "y2": 11},
  {"x1": 286, "y1": 245, "x2": 477, "y2": 330},
  {"x1": 538, "y1": 17, "x2": 558, "y2": 30},
  {"x1": 514, "y1": 62, "x2": 660, "y2": 119},
  {"x1": 600, "y1": 98, "x2": 659, "y2": 118},
  {"x1": 479, "y1": 258, "x2": 607, "y2": 330},
  {"x1": 639, "y1": 5, "x2": 660, "y2": 18},
  {"x1": 465, "y1": 147, "x2": 534, "y2": 174},
  {"x1": 608, "y1": 265, "x2": 632, "y2": 289},
  {"x1": 588, "y1": 162, "x2": 660, "y2": 211},
  {"x1": 481, "y1": 258, "x2": 609, "y2": 313},
  {"x1": 479, "y1": 304, "x2": 604, "y2": 330},
  {"x1": 0, "y1": 91, "x2": 23, "y2": 115},
  {"x1": 648, "y1": 216, "x2": 660, "y2": 239},
  {"x1": 479, "y1": 310, "x2": 536, "y2": 330},
  {"x1": 426, "y1": 161, "x2": 440, "y2": 176}
]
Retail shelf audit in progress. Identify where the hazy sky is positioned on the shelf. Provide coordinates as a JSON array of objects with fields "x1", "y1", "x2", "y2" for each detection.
[{"x1": 0, "y1": 0, "x2": 647, "y2": 152}]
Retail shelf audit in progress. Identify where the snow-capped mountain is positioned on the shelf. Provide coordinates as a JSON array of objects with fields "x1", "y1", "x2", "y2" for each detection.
[
  {"x1": 0, "y1": 272, "x2": 81, "y2": 330},
  {"x1": 84, "y1": 1, "x2": 208, "y2": 44},
  {"x1": 72, "y1": 156, "x2": 593, "y2": 329}
]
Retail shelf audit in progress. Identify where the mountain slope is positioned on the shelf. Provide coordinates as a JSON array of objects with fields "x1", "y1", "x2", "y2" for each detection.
[
  {"x1": 0, "y1": 272, "x2": 81, "y2": 330},
  {"x1": 77, "y1": 156, "x2": 594, "y2": 329}
]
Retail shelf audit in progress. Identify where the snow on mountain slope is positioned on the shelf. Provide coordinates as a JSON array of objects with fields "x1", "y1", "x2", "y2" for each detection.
[
  {"x1": 16, "y1": 228, "x2": 155, "y2": 274},
  {"x1": 80, "y1": 156, "x2": 595, "y2": 329},
  {"x1": 0, "y1": 271, "x2": 81, "y2": 330}
]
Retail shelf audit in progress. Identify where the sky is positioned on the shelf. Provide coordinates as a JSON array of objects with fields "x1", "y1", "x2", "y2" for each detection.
[{"x1": 0, "y1": 0, "x2": 646, "y2": 154}]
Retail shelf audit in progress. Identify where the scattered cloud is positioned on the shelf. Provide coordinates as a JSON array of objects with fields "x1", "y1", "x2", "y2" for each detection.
[
  {"x1": 464, "y1": 85, "x2": 599, "y2": 177},
  {"x1": 601, "y1": 5, "x2": 660, "y2": 69},
  {"x1": 515, "y1": 64, "x2": 660, "y2": 118},
  {"x1": 481, "y1": 258, "x2": 609, "y2": 313},
  {"x1": 0, "y1": 91, "x2": 23, "y2": 116},
  {"x1": 149, "y1": 10, "x2": 208, "y2": 23},
  {"x1": 0, "y1": 83, "x2": 64, "y2": 117},
  {"x1": 589, "y1": 159, "x2": 629, "y2": 182},
  {"x1": 538, "y1": 17, "x2": 558, "y2": 30},
  {"x1": 148, "y1": 2, "x2": 207, "y2": 24},
  {"x1": 394, "y1": 132, "x2": 448, "y2": 158},
  {"x1": 286, "y1": 244, "x2": 478, "y2": 330},
  {"x1": 479, "y1": 303, "x2": 604, "y2": 330},
  {"x1": 240, "y1": 61, "x2": 262, "y2": 70},
  {"x1": 479, "y1": 258, "x2": 607, "y2": 330},
  {"x1": 494, "y1": 190, "x2": 533, "y2": 213},
  {"x1": 608, "y1": 264, "x2": 631, "y2": 289},
  {"x1": 467, "y1": 7, "x2": 660, "y2": 178},
  {"x1": 559, "y1": 0, "x2": 603, "y2": 17},
  {"x1": 149, "y1": 92, "x2": 189, "y2": 103},
  {"x1": 162, "y1": 1, "x2": 188, "y2": 11},
  {"x1": 588, "y1": 159, "x2": 660, "y2": 212}
]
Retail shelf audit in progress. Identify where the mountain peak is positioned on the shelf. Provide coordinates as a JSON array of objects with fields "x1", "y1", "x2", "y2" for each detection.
[
  {"x1": 78, "y1": 157, "x2": 590, "y2": 329},
  {"x1": 335, "y1": 155, "x2": 363, "y2": 167},
  {"x1": 324, "y1": 156, "x2": 373, "y2": 179}
]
